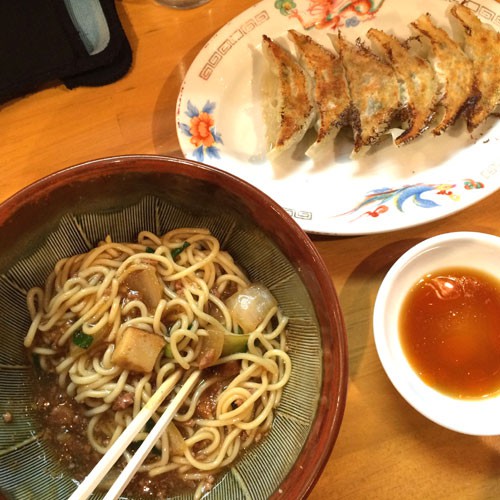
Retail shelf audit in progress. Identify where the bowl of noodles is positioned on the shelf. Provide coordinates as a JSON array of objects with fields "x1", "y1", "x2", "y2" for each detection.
[{"x1": 0, "y1": 155, "x2": 347, "y2": 500}]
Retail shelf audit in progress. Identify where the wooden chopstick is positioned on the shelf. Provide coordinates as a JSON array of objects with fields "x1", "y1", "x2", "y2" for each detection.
[
  {"x1": 103, "y1": 369, "x2": 201, "y2": 500},
  {"x1": 68, "y1": 368, "x2": 198, "y2": 500}
]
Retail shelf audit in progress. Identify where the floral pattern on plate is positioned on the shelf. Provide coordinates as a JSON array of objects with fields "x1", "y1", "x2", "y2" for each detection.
[
  {"x1": 274, "y1": 0, "x2": 386, "y2": 30},
  {"x1": 178, "y1": 100, "x2": 223, "y2": 162},
  {"x1": 340, "y1": 178, "x2": 486, "y2": 221}
]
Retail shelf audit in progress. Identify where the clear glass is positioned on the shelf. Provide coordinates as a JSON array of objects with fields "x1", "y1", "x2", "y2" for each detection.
[{"x1": 155, "y1": 0, "x2": 210, "y2": 8}]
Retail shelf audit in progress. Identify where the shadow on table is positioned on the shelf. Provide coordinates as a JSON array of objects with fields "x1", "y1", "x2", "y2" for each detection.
[
  {"x1": 151, "y1": 35, "x2": 213, "y2": 156},
  {"x1": 337, "y1": 237, "x2": 422, "y2": 378}
]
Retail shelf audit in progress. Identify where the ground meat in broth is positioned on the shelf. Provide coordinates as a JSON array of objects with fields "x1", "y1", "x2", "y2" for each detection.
[
  {"x1": 35, "y1": 379, "x2": 98, "y2": 478},
  {"x1": 32, "y1": 365, "x2": 243, "y2": 498}
]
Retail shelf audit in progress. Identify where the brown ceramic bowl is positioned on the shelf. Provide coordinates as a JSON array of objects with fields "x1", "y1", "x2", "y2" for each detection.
[{"x1": 0, "y1": 155, "x2": 347, "y2": 499}]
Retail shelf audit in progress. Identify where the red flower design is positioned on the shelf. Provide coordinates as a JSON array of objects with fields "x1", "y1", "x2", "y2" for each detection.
[{"x1": 189, "y1": 112, "x2": 215, "y2": 148}]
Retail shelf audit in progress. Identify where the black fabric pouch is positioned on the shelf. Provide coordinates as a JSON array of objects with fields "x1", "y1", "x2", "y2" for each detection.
[{"x1": 0, "y1": 0, "x2": 132, "y2": 104}]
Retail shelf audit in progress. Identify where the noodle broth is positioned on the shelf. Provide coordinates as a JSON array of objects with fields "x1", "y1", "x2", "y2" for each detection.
[
  {"x1": 0, "y1": 156, "x2": 347, "y2": 500},
  {"x1": 33, "y1": 370, "x2": 235, "y2": 498},
  {"x1": 25, "y1": 228, "x2": 291, "y2": 499}
]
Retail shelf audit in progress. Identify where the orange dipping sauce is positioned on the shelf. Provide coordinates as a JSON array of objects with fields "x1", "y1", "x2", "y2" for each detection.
[{"x1": 399, "y1": 267, "x2": 500, "y2": 399}]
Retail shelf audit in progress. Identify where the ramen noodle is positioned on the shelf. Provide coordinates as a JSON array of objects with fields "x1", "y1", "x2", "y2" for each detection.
[{"x1": 24, "y1": 228, "x2": 291, "y2": 498}]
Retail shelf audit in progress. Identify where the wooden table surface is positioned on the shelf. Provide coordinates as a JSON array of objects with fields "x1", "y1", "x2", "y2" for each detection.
[{"x1": 1, "y1": 1, "x2": 499, "y2": 498}]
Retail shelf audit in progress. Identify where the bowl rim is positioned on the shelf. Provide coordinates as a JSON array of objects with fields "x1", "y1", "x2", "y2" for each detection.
[
  {"x1": 373, "y1": 230, "x2": 500, "y2": 436},
  {"x1": 0, "y1": 154, "x2": 349, "y2": 498}
]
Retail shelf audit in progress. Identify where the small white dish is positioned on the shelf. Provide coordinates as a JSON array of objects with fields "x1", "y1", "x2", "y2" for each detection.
[{"x1": 373, "y1": 231, "x2": 500, "y2": 435}]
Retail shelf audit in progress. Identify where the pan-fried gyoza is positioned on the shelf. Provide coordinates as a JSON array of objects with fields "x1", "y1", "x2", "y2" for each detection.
[
  {"x1": 367, "y1": 28, "x2": 439, "y2": 145},
  {"x1": 288, "y1": 29, "x2": 351, "y2": 156},
  {"x1": 261, "y1": 5, "x2": 499, "y2": 159},
  {"x1": 411, "y1": 12, "x2": 476, "y2": 136},
  {"x1": 331, "y1": 32, "x2": 401, "y2": 154},
  {"x1": 261, "y1": 34, "x2": 315, "y2": 159},
  {"x1": 450, "y1": 4, "x2": 500, "y2": 131}
]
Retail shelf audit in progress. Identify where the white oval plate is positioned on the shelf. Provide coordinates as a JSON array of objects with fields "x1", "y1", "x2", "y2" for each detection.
[{"x1": 176, "y1": 0, "x2": 500, "y2": 235}]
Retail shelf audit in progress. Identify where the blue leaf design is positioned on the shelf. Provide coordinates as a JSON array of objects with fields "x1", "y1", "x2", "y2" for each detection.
[
  {"x1": 352, "y1": 190, "x2": 396, "y2": 211},
  {"x1": 211, "y1": 128, "x2": 223, "y2": 145},
  {"x1": 192, "y1": 146, "x2": 205, "y2": 162},
  {"x1": 411, "y1": 196, "x2": 439, "y2": 210},
  {"x1": 206, "y1": 146, "x2": 221, "y2": 159},
  {"x1": 186, "y1": 100, "x2": 199, "y2": 118},
  {"x1": 395, "y1": 185, "x2": 437, "y2": 211},
  {"x1": 202, "y1": 100, "x2": 217, "y2": 114},
  {"x1": 367, "y1": 187, "x2": 396, "y2": 195},
  {"x1": 178, "y1": 122, "x2": 191, "y2": 137}
]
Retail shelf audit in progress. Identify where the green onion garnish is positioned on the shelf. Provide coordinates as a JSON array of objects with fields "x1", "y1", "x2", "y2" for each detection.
[
  {"x1": 72, "y1": 330, "x2": 93, "y2": 349},
  {"x1": 145, "y1": 247, "x2": 155, "y2": 254},
  {"x1": 164, "y1": 343, "x2": 173, "y2": 358},
  {"x1": 171, "y1": 242, "x2": 190, "y2": 259}
]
